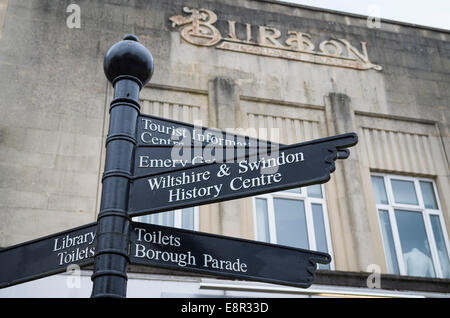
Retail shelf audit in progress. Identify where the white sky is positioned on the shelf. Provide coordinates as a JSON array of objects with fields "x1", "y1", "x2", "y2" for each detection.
[{"x1": 278, "y1": 0, "x2": 450, "y2": 30}]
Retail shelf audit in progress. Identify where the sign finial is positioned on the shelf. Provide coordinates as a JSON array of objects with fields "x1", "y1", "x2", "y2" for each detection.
[
  {"x1": 123, "y1": 34, "x2": 139, "y2": 41},
  {"x1": 103, "y1": 34, "x2": 154, "y2": 88}
]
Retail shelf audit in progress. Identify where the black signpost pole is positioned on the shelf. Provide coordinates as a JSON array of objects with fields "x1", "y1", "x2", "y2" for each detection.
[
  {"x1": 0, "y1": 34, "x2": 357, "y2": 298},
  {"x1": 91, "y1": 34, "x2": 154, "y2": 298}
]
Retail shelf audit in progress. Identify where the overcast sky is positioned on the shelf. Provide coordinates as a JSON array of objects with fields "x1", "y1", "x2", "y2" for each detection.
[{"x1": 278, "y1": 0, "x2": 450, "y2": 30}]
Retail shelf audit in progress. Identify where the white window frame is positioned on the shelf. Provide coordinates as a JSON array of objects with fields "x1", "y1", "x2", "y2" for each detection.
[
  {"x1": 133, "y1": 207, "x2": 199, "y2": 231},
  {"x1": 252, "y1": 186, "x2": 335, "y2": 270},
  {"x1": 372, "y1": 173, "x2": 450, "y2": 278}
]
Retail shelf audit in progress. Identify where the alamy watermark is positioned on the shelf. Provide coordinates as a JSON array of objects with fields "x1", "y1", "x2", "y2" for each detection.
[
  {"x1": 66, "y1": 4, "x2": 81, "y2": 29},
  {"x1": 66, "y1": 264, "x2": 81, "y2": 289},
  {"x1": 366, "y1": 263, "x2": 381, "y2": 289},
  {"x1": 158, "y1": 119, "x2": 283, "y2": 174},
  {"x1": 366, "y1": 4, "x2": 381, "y2": 29},
  {"x1": 137, "y1": 117, "x2": 283, "y2": 174}
]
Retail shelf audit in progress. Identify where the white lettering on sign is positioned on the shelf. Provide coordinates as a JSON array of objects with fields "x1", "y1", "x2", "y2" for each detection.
[
  {"x1": 169, "y1": 7, "x2": 382, "y2": 71},
  {"x1": 138, "y1": 118, "x2": 250, "y2": 147},
  {"x1": 53, "y1": 232, "x2": 95, "y2": 252},
  {"x1": 57, "y1": 247, "x2": 95, "y2": 266},
  {"x1": 203, "y1": 254, "x2": 248, "y2": 273},
  {"x1": 237, "y1": 152, "x2": 304, "y2": 173},
  {"x1": 134, "y1": 227, "x2": 181, "y2": 247},
  {"x1": 134, "y1": 244, "x2": 196, "y2": 267},
  {"x1": 138, "y1": 156, "x2": 189, "y2": 169},
  {"x1": 143, "y1": 148, "x2": 305, "y2": 204},
  {"x1": 147, "y1": 170, "x2": 212, "y2": 190},
  {"x1": 52, "y1": 230, "x2": 96, "y2": 266},
  {"x1": 168, "y1": 184, "x2": 223, "y2": 203},
  {"x1": 132, "y1": 227, "x2": 249, "y2": 273},
  {"x1": 230, "y1": 173, "x2": 282, "y2": 191}
]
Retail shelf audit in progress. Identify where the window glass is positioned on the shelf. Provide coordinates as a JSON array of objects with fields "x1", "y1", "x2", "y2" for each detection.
[
  {"x1": 150, "y1": 211, "x2": 174, "y2": 227},
  {"x1": 395, "y1": 209, "x2": 435, "y2": 278},
  {"x1": 273, "y1": 198, "x2": 309, "y2": 249},
  {"x1": 371, "y1": 176, "x2": 388, "y2": 204},
  {"x1": 307, "y1": 185, "x2": 323, "y2": 198},
  {"x1": 378, "y1": 210, "x2": 400, "y2": 274},
  {"x1": 137, "y1": 209, "x2": 196, "y2": 230},
  {"x1": 372, "y1": 174, "x2": 449, "y2": 278},
  {"x1": 254, "y1": 187, "x2": 332, "y2": 269},
  {"x1": 420, "y1": 181, "x2": 438, "y2": 209},
  {"x1": 181, "y1": 207, "x2": 194, "y2": 230},
  {"x1": 283, "y1": 188, "x2": 300, "y2": 194},
  {"x1": 255, "y1": 198, "x2": 270, "y2": 243},
  {"x1": 430, "y1": 215, "x2": 450, "y2": 278},
  {"x1": 312, "y1": 203, "x2": 329, "y2": 270},
  {"x1": 138, "y1": 214, "x2": 152, "y2": 225},
  {"x1": 391, "y1": 179, "x2": 418, "y2": 205}
]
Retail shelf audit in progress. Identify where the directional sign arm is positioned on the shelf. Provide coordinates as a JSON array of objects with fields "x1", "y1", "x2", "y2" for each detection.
[
  {"x1": 136, "y1": 112, "x2": 283, "y2": 148},
  {"x1": 0, "y1": 223, "x2": 97, "y2": 289},
  {"x1": 129, "y1": 222, "x2": 331, "y2": 288},
  {"x1": 133, "y1": 113, "x2": 286, "y2": 177},
  {"x1": 128, "y1": 132, "x2": 358, "y2": 217},
  {"x1": 322, "y1": 132, "x2": 358, "y2": 174}
]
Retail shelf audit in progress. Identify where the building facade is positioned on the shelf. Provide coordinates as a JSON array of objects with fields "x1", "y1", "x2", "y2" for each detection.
[{"x1": 0, "y1": 0, "x2": 449, "y2": 297}]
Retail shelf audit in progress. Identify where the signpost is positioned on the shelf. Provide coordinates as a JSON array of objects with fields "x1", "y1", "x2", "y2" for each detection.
[
  {"x1": 0, "y1": 34, "x2": 358, "y2": 298},
  {"x1": 90, "y1": 34, "x2": 155, "y2": 298}
]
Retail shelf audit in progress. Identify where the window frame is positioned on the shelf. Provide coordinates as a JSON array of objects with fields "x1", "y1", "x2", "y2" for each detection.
[
  {"x1": 252, "y1": 185, "x2": 335, "y2": 270},
  {"x1": 372, "y1": 173, "x2": 450, "y2": 278}
]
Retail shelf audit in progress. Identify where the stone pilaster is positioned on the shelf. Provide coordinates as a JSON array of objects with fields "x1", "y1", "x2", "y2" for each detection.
[
  {"x1": 324, "y1": 93, "x2": 385, "y2": 272},
  {"x1": 208, "y1": 77, "x2": 244, "y2": 238}
]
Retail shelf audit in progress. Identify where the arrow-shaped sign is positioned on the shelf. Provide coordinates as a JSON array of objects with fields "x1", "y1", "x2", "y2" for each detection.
[
  {"x1": 134, "y1": 113, "x2": 284, "y2": 177},
  {"x1": 0, "y1": 223, "x2": 97, "y2": 289},
  {"x1": 130, "y1": 222, "x2": 331, "y2": 288},
  {"x1": 128, "y1": 132, "x2": 358, "y2": 217},
  {"x1": 136, "y1": 113, "x2": 281, "y2": 148}
]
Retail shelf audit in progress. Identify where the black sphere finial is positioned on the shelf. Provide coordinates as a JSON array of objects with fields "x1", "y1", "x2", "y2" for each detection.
[
  {"x1": 104, "y1": 34, "x2": 154, "y2": 88},
  {"x1": 123, "y1": 34, "x2": 139, "y2": 42}
]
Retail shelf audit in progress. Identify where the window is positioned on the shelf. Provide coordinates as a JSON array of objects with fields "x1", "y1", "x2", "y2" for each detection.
[
  {"x1": 134, "y1": 207, "x2": 199, "y2": 230},
  {"x1": 253, "y1": 185, "x2": 334, "y2": 270},
  {"x1": 371, "y1": 174, "x2": 450, "y2": 278}
]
